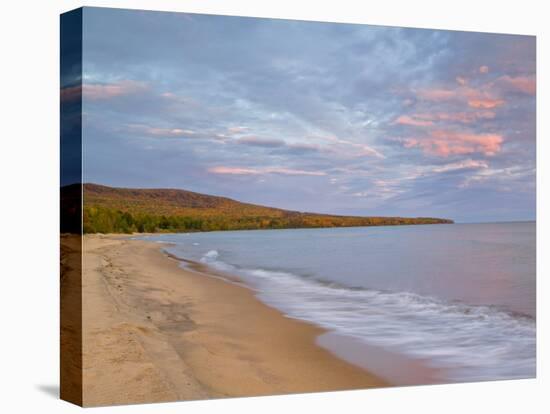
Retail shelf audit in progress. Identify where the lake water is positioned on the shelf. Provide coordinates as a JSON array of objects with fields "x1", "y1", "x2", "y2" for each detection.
[{"x1": 139, "y1": 222, "x2": 536, "y2": 383}]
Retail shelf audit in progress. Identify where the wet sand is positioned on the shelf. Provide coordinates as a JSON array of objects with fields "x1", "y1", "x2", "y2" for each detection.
[{"x1": 80, "y1": 235, "x2": 387, "y2": 406}]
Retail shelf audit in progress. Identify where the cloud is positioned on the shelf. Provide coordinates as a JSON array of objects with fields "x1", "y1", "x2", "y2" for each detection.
[
  {"x1": 227, "y1": 135, "x2": 326, "y2": 155},
  {"x1": 417, "y1": 85, "x2": 506, "y2": 109},
  {"x1": 417, "y1": 88, "x2": 457, "y2": 101},
  {"x1": 412, "y1": 111, "x2": 495, "y2": 124},
  {"x1": 393, "y1": 111, "x2": 496, "y2": 131},
  {"x1": 146, "y1": 128, "x2": 195, "y2": 137},
  {"x1": 496, "y1": 75, "x2": 536, "y2": 95},
  {"x1": 209, "y1": 166, "x2": 327, "y2": 176},
  {"x1": 80, "y1": 8, "x2": 535, "y2": 222},
  {"x1": 286, "y1": 142, "x2": 324, "y2": 153},
  {"x1": 323, "y1": 136, "x2": 385, "y2": 159},
  {"x1": 208, "y1": 167, "x2": 261, "y2": 175},
  {"x1": 395, "y1": 115, "x2": 434, "y2": 127},
  {"x1": 236, "y1": 136, "x2": 286, "y2": 147},
  {"x1": 467, "y1": 98, "x2": 505, "y2": 109},
  {"x1": 456, "y1": 76, "x2": 467, "y2": 85},
  {"x1": 126, "y1": 123, "x2": 195, "y2": 137},
  {"x1": 403, "y1": 130, "x2": 503, "y2": 157},
  {"x1": 415, "y1": 73, "x2": 534, "y2": 112},
  {"x1": 227, "y1": 126, "x2": 250, "y2": 134},
  {"x1": 82, "y1": 80, "x2": 148, "y2": 100},
  {"x1": 459, "y1": 165, "x2": 535, "y2": 189},
  {"x1": 431, "y1": 159, "x2": 489, "y2": 173}
]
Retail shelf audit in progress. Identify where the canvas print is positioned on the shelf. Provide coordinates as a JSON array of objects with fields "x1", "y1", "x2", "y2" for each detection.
[{"x1": 60, "y1": 7, "x2": 536, "y2": 407}]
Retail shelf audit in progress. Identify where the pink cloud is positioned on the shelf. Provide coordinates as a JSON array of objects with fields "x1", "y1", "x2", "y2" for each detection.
[
  {"x1": 82, "y1": 80, "x2": 148, "y2": 100},
  {"x1": 434, "y1": 111, "x2": 495, "y2": 122},
  {"x1": 209, "y1": 167, "x2": 261, "y2": 175},
  {"x1": 416, "y1": 72, "x2": 534, "y2": 112},
  {"x1": 417, "y1": 84, "x2": 506, "y2": 109},
  {"x1": 395, "y1": 115, "x2": 434, "y2": 127},
  {"x1": 399, "y1": 111, "x2": 495, "y2": 125},
  {"x1": 227, "y1": 126, "x2": 250, "y2": 134},
  {"x1": 209, "y1": 166, "x2": 326, "y2": 176},
  {"x1": 496, "y1": 75, "x2": 536, "y2": 95},
  {"x1": 403, "y1": 130, "x2": 503, "y2": 157},
  {"x1": 467, "y1": 98, "x2": 505, "y2": 109},
  {"x1": 126, "y1": 123, "x2": 194, "y2": 137},
  {"x1": 146, "y1": 127, "x2": 194, "y2": 137},
  {"x1": 417, "y1": 88, "x2": 458, "y2": 101}
]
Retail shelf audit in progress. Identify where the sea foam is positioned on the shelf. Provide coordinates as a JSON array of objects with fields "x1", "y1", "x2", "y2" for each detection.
[{"x1": 198, "y1": 250, "x2": 536, "y2": 382}]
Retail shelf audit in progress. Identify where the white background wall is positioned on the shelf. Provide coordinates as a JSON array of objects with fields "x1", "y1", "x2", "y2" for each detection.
[{"x1": 0, "y1": 0, "x2": 547, "y2": 412}]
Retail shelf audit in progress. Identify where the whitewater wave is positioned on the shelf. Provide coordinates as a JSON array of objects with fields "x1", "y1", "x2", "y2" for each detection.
[
  {"x1": 200, "y1": 249, "x2": 219, "y2": 262},
  {"x1": 198, "y1": 250, "x2": 536, "y2": 382}
]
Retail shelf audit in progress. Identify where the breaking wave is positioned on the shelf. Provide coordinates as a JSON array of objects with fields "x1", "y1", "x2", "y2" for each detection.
[{"x1": 198, "y1": 250, "x2": 536, "y2": 382}]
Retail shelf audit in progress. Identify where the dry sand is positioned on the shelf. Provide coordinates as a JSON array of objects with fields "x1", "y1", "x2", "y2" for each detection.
[{"x1": 80, "y1": 235, "x2": 387, "y2": 406}]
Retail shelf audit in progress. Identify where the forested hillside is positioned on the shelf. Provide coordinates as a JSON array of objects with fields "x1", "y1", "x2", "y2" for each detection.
[{"x1": 71, "y1": 183, "x2": 454, "y2": 234}]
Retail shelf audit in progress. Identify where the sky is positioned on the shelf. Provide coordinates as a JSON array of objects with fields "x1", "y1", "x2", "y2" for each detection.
[{"x1": 77, "y1": 7, "x2": 536, "y2": 223}]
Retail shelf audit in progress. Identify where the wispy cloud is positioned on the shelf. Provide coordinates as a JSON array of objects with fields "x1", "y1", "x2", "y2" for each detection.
[
  {"x1": 125, "y1": 123, "x2": 196, "y2": 137},
  {"x1": 236, "y1": 136, "x2": 286, "y2": 147},
  {"x1": 83, "y1": 80, "x2": 148, "y2": 100},
  {"x1": 467, "y1": 97, "x2": 505, "y2": 109},
  {"x1": 496, "y1": 75, "x2": 536, "y2": 95},
  {"x1": 208, "y1": 166, "x2": 327, "y2": 176},
  {"x1": 430, "y1": 159, "x2": 489, "y2": 173},
  {"x1": 416, "y1": 85, "x2": 505, "y2": 109},
  {"x1": 403, "y1": 130, "x2": 503, "y2": 157},
  {"x1": 227, "y1": 126, "x2": 250, "y2": 134},
  {"x1": 323, "y1": 136, "x2": 385, "y2": 159},
  {"x1": 395, "y1": 115, "x2": 434, "y2": 127},
  {"x1": 459, "y1": 165, "x2": 535, "y2": 189},
  {"x1": 81, "y1": 8, "x2": 535, "y2": 221},
  {"x1": 396, "y1": 111, "x2": 495, "y2": 125}
]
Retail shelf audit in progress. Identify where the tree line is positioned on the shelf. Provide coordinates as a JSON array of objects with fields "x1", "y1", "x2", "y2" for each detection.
[{"x1": 83, "y1": 205, "x2": 452, "y2": 234}]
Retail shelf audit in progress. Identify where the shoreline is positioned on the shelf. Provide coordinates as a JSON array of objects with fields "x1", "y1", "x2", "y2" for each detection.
[
  {"x1": 159, "y1": 239, "x2": 444, "y2": 386},
  {"x1": 81, "y1": 234, "x2": 388, "y2": 406}
]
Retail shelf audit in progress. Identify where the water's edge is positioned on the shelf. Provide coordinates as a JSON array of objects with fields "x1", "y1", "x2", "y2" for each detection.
[
  {"x1": 160, "y1": 244, "x2": 439, "y2": 385},
  {"x1": 135, "y1": 225, "x2": 535, "y2": 384}
]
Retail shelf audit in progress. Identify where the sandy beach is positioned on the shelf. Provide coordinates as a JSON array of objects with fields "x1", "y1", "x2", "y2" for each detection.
[{"x1": 79, "y1": 235, "x2": 386, "y2": 406}]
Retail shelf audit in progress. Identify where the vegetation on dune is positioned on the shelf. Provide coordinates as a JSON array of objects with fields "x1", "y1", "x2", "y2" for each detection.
[{"x1": 73, "y1": 183, "x2": 453, "y2": 234}]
